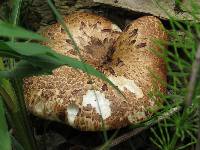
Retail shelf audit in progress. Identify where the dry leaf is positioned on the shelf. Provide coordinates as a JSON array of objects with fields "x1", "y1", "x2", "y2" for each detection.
[{"x1": 93, "y1": 0, "x2": 200, "y2": 20}]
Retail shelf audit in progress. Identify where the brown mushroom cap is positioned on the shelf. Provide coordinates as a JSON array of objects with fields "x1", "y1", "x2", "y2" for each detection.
[
  {"x1": 39, "y1": 12, "x2": 122, "y2": 66},
  {"x1": 24, "y1": 13, "x2": 168, "y2": 131},
  {"x1": 112, "y1": 16, "x2": 167, "y2": 95},
  {"x1": 110, "y1": 16, "x2": 168, "y2": 123}
]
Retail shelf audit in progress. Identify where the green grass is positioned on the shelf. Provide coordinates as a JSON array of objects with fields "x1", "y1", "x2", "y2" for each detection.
[
  {"x1": 0, "y1": 97, "x2": 11, "y2": 150},
  {"x1": 149, "y1": 1, "x2": 200, "y2": 150}
]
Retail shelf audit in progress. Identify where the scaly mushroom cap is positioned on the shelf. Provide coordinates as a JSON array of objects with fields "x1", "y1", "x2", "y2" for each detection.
[
  {"x1": 24, "y1": 13, "x2": 168, "y2": 131},
  {"x1": 110, "y1": 16, "x2": 168, "y2": 123},
  {"x1": 39, "y1": 12, "x2": 122, "y2": 66}
]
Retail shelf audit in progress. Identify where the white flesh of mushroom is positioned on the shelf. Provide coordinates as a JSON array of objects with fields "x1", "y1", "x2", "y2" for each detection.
[
  {"x1": 82, "y1": 90, "x2": 111, "y2": 120},
  {"x1": 108, "y1": 75, "x2": 144, "y2": 99},
  {"x1": 67, "y1": 104, "x2": 79, "y2": 126}
]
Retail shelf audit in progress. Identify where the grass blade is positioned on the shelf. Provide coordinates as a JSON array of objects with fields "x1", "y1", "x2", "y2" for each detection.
[
  {"x1": 11, "y1": 0, "x2": 22, "y2": 26},
  {"x1": 0, "y1": 96, "x2": 12, "y2": 150},
  {"x1": 0, "y1": 41, "x2": 123, "y2": 98},
  {"x1": 0, "y1": 21, "x2": 46, "y2": 41}
]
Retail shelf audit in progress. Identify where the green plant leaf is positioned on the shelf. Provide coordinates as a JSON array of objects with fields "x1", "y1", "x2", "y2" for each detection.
[
  {"x1": 0, "y1": 42, "x2": 120, "y2": 93},
  {"x1": 0, "y1": 96, "x2": 12, "y2": 150},
  {"x1": 0, "y1": 21, "x2": 46, "y2": 41},
  {"x1": 0, "y1": 60, "x2": 44, "y2": 78},
  {"x1": 0, "y1": 42, "x2": 55, "y2": 56}
]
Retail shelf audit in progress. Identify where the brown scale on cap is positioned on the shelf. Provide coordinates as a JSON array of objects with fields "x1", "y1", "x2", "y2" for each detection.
[
  {"x1": 38, "y1": 12, "x2": 121, "y2": 67},
  {"x1": 24, "y1": 13, "x2": 168, "y2": 131}
]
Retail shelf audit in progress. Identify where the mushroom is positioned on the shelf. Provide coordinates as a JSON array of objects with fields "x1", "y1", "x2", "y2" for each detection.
[
  {"x1": 23, "y1": 13, "x2": 168, "y2": 131},
  {"x1": 110, "y1": 16, "x2": 168, "y2": 123}
]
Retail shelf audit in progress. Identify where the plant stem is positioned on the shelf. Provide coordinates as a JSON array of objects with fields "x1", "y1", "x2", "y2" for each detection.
[
  {"x1": 196, "y1": 107, "x2": 200, "y2": 150},
  {"x1": 11, "y1": 0, "x2": 22, "y2": 26},
  {"x1": 170, "y1": 133, "x2": 179, "y2": 150},
  {"x1": 13, "y1": 78, "x2": 37, "y2": 150},
  {"x1": 0, "y1": 84, "x2": 31, "y2": 150},
  {"x1": 0, "y1": 58, "x2": 36, "y2": 150},
  {"x1": 183, "y1": 39, "x2": 200, "y2": 150},
  {"x1": 185, "y1": 40, "x2": 200, "y2": 106},
  {"x1": 0, "y1": 82, "x2": 36, "y2": 150},
  {"x1": 0, "y1": 96, "x2": 12, "y2": 150},
  {"x1": 0, "y1": 58, "x2": 17, "y2": 112},
  {"x1": 11, "y1": 111, "x2": 34, "y2": 150}
]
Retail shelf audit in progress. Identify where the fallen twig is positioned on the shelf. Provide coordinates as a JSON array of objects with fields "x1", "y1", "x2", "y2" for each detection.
[
  {"x1": 185, "y1": 41, "x2": 200, "y2": 106},
  {"x1": 95, "y1": 106, "x2": 181, "y2": 149},
  {"x1": 188, "y1": 41, "x2": 200, "y2": 150}
]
